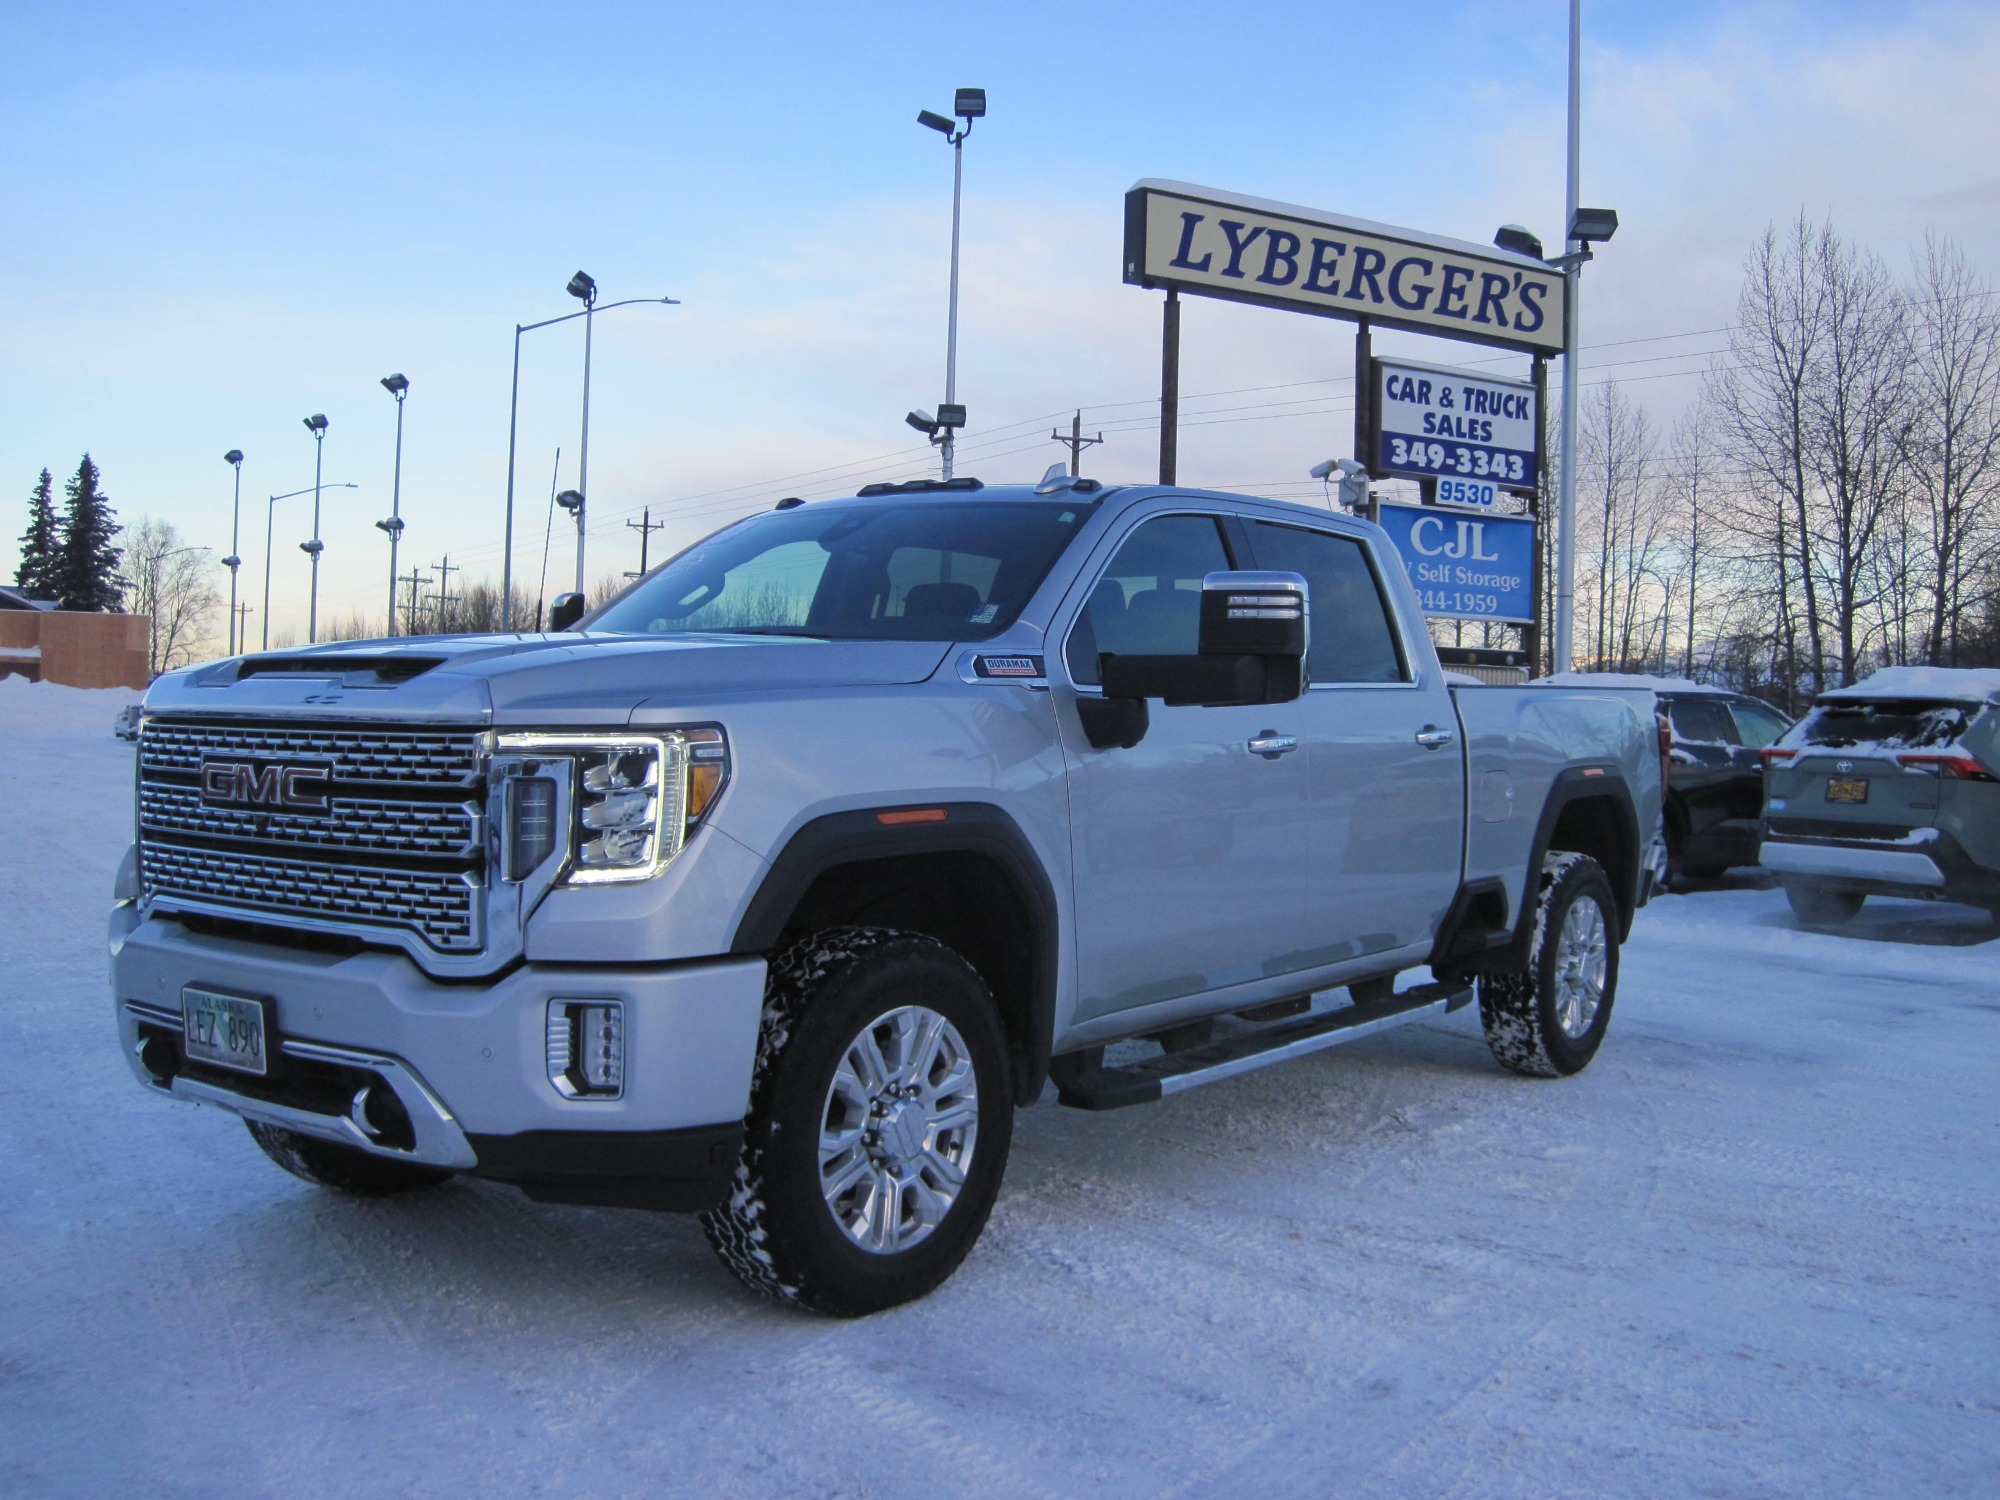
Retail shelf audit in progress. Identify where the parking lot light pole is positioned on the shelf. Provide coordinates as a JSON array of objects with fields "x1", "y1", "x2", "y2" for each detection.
[
  {"x1": 377, "y1": 375, "x2": 409, "y2": 636},
  {"x1": 262, "y1": 481, "x2": 357, "y2": 651},
  {"x1": 301, "y1": 414, "x2": 329, "y2": 643},
  {"x1": 222, "y1": 450, "x2": 244, "y2": 655},
  {"x1": 917, "y1": 87, "x2": 984, "y2": 481},
  {"x1": 500, "y1": 289, "x2": 678, "y2": 630}
]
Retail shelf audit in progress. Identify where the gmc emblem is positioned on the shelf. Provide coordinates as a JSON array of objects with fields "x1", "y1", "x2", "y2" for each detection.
[{"x1": 199, "y1": 758, "x2": 331, "y2": 813}]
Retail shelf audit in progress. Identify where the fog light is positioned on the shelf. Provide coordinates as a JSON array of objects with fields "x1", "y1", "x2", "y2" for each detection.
[{"x1": 547, "y1": 1000, "x2": 624, "y2": 1099}]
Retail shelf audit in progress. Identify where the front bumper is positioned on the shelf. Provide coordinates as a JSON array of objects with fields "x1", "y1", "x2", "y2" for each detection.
[{"x1": 111, "y1": 909, "x2": 766, "y2": 1210}]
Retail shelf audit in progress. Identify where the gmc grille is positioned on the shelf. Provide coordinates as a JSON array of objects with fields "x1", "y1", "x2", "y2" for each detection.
[{"x1": 137, "y1": 717, "x2": 488, "y2": 953}]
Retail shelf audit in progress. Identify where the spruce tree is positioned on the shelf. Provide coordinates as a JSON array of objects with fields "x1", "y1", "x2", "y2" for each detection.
[
  {"x1": 53, "y1": 453, "x2": 125, "y2": 612},
  {"x1": 13, "y1": 469, "x2": 58, "y2": 598}
]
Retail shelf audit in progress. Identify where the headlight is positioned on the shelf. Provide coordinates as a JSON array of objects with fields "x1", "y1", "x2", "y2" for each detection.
[{"x1": 495, "y1": 727, "x2": 729, "y2": 885}]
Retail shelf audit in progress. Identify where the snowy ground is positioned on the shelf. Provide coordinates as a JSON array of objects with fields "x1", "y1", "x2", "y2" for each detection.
[{"x1": 3, "y1": 676, "x2": 1997, "y2": 1498}]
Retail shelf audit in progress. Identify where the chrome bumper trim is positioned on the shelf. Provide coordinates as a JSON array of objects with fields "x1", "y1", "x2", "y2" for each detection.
[{"x1": 124, "y1": 1002, "x2": 478, "y2": 1170}]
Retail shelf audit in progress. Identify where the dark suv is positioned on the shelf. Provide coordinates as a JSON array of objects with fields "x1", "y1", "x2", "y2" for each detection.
[
  {"x1": 1760, "y1": 672, "x2": 2000, "y2": 926},
  {"x1": 1659, "y1": 688, "x2": 1793, "y2": 882}
]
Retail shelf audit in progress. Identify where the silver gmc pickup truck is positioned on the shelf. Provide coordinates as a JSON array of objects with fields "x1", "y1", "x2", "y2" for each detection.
[{"x1": 111, "y1": 474, "x2": 1661, "y2": 1315}]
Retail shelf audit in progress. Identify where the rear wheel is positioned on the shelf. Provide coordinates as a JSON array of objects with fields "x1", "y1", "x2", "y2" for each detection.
[
  {"x1": 1479, "y1": 853, "x2": 1620, "y2": 1078},
  {"x1": 246, "y1": 1121, "x2": 456, "y2": 1196},
  {"x1": 1785, "y1": 882, "x2": 1864, "y2": 927},
  {"x1": 702, "y1": 928, "x2": 1014, "y2": 1317}
]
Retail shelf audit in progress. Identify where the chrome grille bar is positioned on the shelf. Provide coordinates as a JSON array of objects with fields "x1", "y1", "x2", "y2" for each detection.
[
  {"x1": 138, "y1": 842, "x2": 482, "y2": 950},
  {"x1": 137, "y1": 717, "x2": 489, "y2": 957},
  {"x1": 139, "y1": 782, "x2": 481, "y2": 860}
]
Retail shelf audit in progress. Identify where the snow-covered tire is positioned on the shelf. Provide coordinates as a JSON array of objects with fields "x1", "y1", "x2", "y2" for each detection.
[
  {"x1": 701, "y1": 927, "x2": 1014, "y2": 1318},
  {"x1": 245, "y1": 1121, "x2": 456, "y2": 1196},
  {"x1": 1478, "y1": 852, "x2": 1620, "y2": 1078},
  {"x1": 1784, "y1": 881, "x2": 1863, "y2": 927}
]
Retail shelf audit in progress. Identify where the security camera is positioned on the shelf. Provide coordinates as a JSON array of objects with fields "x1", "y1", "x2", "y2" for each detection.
[
  {"x1": 906, "y1": 410, "x2": 939, "y2": 435},
  {"x1": 554, "y1": 489, "x2": 584, "y2": 513},
  {"x1": 1309, "y1": 459, "x2": 1336, "y2": 481},
  {"x1": 1335, "y1": 458, "x2": 1368, "y2": 478}
]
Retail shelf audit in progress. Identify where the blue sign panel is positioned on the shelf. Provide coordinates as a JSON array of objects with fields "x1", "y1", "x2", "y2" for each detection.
[{"x1": 1375, "y1": 501, "x2": 1536, "y2": 625}]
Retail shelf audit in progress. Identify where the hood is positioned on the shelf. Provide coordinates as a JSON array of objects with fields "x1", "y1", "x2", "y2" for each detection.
[{"x1": 144, "y1": 631, "x2": 956, "y2": 724}]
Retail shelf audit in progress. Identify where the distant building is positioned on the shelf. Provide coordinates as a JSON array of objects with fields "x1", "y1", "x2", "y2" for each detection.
[{"x1": 0, "y1": 588, "x2": 149, "y2": 688}]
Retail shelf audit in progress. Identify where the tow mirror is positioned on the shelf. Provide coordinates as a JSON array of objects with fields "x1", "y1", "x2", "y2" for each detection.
[
  {"x1": 1098, "y1": 571, "x2": 1308, "y2": 711},
  {"x1": 547, "y1": 592, "x2": 588, "y2": 632}
]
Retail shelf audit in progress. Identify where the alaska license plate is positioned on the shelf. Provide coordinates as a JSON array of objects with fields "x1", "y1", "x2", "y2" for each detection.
[
  {"x1": 1826, "y1": 776, "x2": 1870, "y2": 805},
  {"x1": 182, "y1": 987, "x2": 272, "y2": 1076}
]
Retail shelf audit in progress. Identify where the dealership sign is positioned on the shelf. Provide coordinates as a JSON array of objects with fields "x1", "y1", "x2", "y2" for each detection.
[
  {"x1": 1376, "y1": 502, "x2": 1536, "y2": 625},
  {"x1": 1123, "y1": 180, "x2": 1565, "y2": 356},
  {"x1": 1375, "y1": 357, "x2": 1538, "y2": 492}
]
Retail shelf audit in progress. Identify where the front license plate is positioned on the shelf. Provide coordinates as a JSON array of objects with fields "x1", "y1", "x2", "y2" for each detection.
[
  {"x1": 1826, "y1": 776, "x2": 1870, "y2": 805},
  {"x1": 182, "y1": 987, "x2": 272, "y2": 1076}
]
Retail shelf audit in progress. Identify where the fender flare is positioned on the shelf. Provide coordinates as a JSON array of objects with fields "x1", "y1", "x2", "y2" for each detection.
[{"x1": 730, "y1": 802, "x2": 1061, "y2": 1103}]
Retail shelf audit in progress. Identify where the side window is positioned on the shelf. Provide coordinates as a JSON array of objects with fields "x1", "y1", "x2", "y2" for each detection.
[
  {"x1": 1668, "y1": 697, "x2": 1741, "y2": 746},
  {"x1": 1064, "y1": 515, "x2": 1231, "y2": 686},
  {"x1": 1248, "y1": 522, "x2": 1406, "y2": 684},
  {"x1": 1728, "y1": 700, "x2": 1788, "y2": 750}
]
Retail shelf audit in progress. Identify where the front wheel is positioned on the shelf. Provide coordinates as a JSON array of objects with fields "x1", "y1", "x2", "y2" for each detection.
[
  {"x1": 1479, "y1": 853, "x2": 1620, "y2": 1078},
  {"x1": 702, "y1": 928, "x2": 1014, "y2": 1317}
]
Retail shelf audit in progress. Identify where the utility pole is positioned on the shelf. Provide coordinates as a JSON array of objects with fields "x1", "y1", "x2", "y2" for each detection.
[
  {"x1": 432, "y1": 557, "x2": 461, "y2": 634},
  {"x1": 234, "y1": 600, "x2": 253, "y2": 648},
  {"x1": 400, "y1": 567, "x2": 432, "y2": 636},
  {"x1": 1048, "y1": 411, "x2": 1104, "y2": 477},
  {"x1": 625, "y1": 507, "x2": 666, "y2": 579}
]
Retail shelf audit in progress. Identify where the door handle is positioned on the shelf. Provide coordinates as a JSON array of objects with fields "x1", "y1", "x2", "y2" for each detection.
[
  {"x1": 1247, "y1": 733, "x2": 1298, "y2": 759},
  {"x1": 1415, "y1": 725, "x2": 1455, "y2": 750}
]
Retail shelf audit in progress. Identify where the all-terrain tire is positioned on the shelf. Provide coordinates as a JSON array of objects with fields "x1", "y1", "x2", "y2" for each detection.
[
  {"x1": 701, "y1": 927, "x2": 1014, "y2": 1317},
  {"x1": 1478, "y1": 852, "x2": 1621, "y2": 1078},
  {"x1": 245, "y1": 1121, "x2": 456, "y2": 1196},
  {"x1": 1785, "y1": 881, "x2": 1864, "y2": 927}
]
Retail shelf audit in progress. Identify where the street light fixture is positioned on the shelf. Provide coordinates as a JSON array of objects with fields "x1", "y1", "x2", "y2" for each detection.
[
  {"x1": 499, "y1": 286, "x2": 677, "y2": 629},
  {"x1": 262, "y1": 481, "x2": 356, "y2": 650},
  {"x1": 301, "y1": 413, "x2": 329, "y2": 643},
  {"x1": 913, "y1": 85, "x2": 985, "y2": 480},
  {"x1": 222, "y1": 449, "x2": 244, "y2": 655},
  {"x1": 377, "y1": 374, "x2": 409, "y2": 636}
]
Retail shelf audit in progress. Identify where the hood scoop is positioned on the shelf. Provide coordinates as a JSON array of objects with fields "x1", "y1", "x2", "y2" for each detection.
[{"x1": 231, "y1": 653, "x2": 447, "y2": 686}]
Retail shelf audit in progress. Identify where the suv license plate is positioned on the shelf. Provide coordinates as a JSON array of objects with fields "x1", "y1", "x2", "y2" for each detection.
[
  {"x1": 182, "y1": 987, "x2": 272, "y2": 1076},
  {"x1": 1826, "y1": 776, "x2": 1870, "y2": 805}
]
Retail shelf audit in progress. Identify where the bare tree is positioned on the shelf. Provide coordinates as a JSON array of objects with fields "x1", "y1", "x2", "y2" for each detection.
[
  {"x1": 1665, "y1": 412, "x2": 1723, "y2": 676},
  {"x1": 1803, "y1": 225, "x2": 1914, "y2": 684},
  {"x1": 123, "y1": 517, "x2": 220, "y2": 677},
  {"x1": 1904, "y1": 234, "x2": 2000, "y2": 665},
  {"x1": 1709, "y1": 216, "x2": 1837, "y2": 705},
  {"x1": 1575, "y1": 382, "x2": 1667, "y2": 668}
]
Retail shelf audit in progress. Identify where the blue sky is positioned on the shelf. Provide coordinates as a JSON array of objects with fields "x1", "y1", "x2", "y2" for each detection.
[{"x1": 5, "y1": 1, "x2": 1996, "y2": 640}]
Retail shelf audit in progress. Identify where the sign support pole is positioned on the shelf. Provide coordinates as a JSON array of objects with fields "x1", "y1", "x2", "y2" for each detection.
[
  {"x1": 1553, "y1": 0, "x2": 1583, "y2": 671},
  {"x1": 1353, "y1": 319, "x2": 1376, "y2": 522},
  {"x1": 1526, "y1": 354, "x2": 1548, "y2": 675},
  {"x1": 1159, "y1": 289, "x2": 1180, "y2": 485}
]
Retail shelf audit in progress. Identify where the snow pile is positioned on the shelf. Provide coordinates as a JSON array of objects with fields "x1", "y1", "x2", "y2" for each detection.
[
  {"x1": 1819, "y1": 665, "x2": 2000, "y2": 704},
  {"x1": 1530, "y1": 670, "x2": 1720, "y2": 694},
  {"x1": 0, "y1": 673, "x2": 140, "y2": 736}
]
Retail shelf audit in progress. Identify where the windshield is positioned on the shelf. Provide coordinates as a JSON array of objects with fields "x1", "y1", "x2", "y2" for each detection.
[{"x1": 590, "y1": 500, "x2": 1093, "y2": 642}]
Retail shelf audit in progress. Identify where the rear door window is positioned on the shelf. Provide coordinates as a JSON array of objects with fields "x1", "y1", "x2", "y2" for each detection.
[
  {"x1": 1248, "y1": 522, "x2": 1407, "y2": 684},
  {"x1": 1668, "y1": 697, "x2": 1741, "y2": 746}
]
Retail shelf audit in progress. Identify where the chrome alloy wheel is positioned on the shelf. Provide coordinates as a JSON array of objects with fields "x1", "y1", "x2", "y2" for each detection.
[
  {"x1": 1552, "y1": 894, "x2": 1609, "y2": 1039},
  {"x1": 818, "y1": 1005, "x2": 980, "y2": 1254}
]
